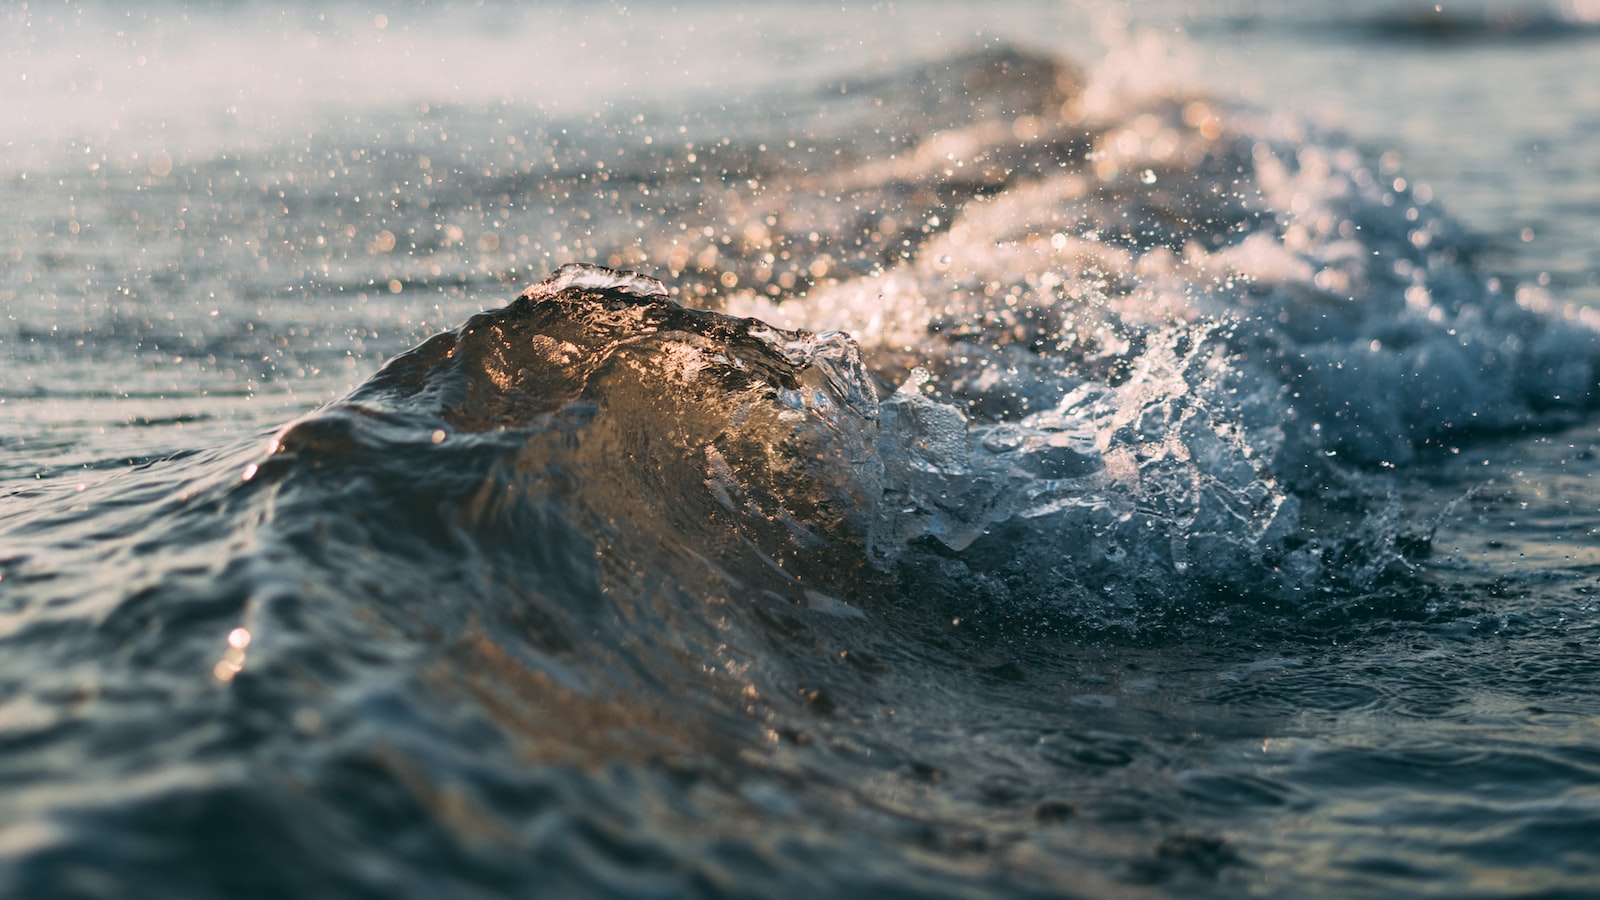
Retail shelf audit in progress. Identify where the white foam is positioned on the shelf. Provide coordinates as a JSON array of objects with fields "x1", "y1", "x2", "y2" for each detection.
[
  {"x1": 521, "y1": 263, "x2": 668, "y2": 304},
  {"x1": 724, "y1": 41, "x2": 1600, "y2": 607}
]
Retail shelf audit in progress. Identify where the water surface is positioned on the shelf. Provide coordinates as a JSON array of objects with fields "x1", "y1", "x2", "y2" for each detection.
[{"x1": 3, "y1": 2, "x2": 1600, "y2": 897}]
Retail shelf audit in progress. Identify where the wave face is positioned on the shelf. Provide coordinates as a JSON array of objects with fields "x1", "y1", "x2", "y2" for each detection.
[{"x1": 5, "y1": 42, "x2": 1600, "y2": 899}]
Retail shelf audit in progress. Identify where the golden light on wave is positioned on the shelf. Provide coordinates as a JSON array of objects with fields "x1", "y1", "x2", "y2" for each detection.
[{"x1": 214, "y1": 628, "x2": 252, "y2": 682}]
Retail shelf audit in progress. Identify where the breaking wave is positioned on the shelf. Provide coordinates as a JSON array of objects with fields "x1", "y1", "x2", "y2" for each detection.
[{"x1": 4, "y1": 40, "x2": 1600, "y2": 899}]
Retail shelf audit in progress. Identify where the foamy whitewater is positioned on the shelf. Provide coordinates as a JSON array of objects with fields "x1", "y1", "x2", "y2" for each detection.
[{"x1": 3, "y1": 3, "x2": 1600, "y2": 898}]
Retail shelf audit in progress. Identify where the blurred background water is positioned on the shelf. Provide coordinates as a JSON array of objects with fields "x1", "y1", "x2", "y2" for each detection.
[{"x1": 3, "y1": 2, "x2": 1600, "y2": 898}]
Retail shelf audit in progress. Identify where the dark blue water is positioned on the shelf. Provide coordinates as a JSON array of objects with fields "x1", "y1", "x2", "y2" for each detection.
[{"x1": 3, "y1": 3, "x2": 1600, "y2": 897}]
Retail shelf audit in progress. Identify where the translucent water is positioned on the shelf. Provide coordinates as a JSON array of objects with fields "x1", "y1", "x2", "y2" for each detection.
[{"x1": 3, "y1": 3, "x2": 1600, "y2": 897}]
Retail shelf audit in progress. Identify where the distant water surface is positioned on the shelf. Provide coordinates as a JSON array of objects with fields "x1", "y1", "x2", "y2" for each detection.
[{"x1": 3, "y1": 2, "x2": 1600, "y2": 898}]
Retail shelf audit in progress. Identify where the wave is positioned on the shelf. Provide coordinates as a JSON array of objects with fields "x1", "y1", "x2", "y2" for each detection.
[
  {"x1": 1215, "y1": 2, "x2": 1600, "y2": 46},
  {"x1": 4, "y1": 41, "x2": 1600, "y2": 898}
]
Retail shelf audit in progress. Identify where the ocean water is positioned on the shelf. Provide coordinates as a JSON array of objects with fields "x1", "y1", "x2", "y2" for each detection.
[{"x1": 3, "y1": 2, "x2": 1600, "y2": 897}]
